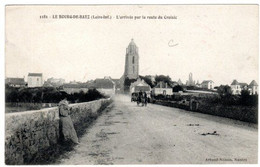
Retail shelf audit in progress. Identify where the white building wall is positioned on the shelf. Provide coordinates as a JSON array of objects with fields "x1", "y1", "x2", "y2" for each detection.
[
  {"x1": 28, "y1": 76, "x2": 43, "y2": 87},
  {"x1": 251, "y1": 86, "x2": 258, "y2": 95},
  {"x1": 231, "y1": 85, "x2": 241, "y2": 95},
  {"x1": 154, "y1": 88, "x2": 173, "y2": 95},
  {"x1": 201, "y1": 82, "x2": 214, "y2": 90}
]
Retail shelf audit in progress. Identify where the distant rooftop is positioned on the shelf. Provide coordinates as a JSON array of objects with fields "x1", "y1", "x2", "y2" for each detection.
[
  {"x1": 201, "y1": 80, "x2": 214, "y2": 84},
  {"x1": 6, "y1": 78, "x2": 26, "y2": 85},
  {"x1": 249, "y1": 80, "x2": 258, "y2": 86},
  {"x1": 94, "y1": 78, "x2": 114, "y2": 89},
  {"x1": 231, "y1": 80, "x2": 239, "y2": 85},
  {"x1": 154, "y1": 81, "x2": 172, "y2": 88},
  {"x1": 28, "y1": 73, "x2": 42, "y2": 77}
]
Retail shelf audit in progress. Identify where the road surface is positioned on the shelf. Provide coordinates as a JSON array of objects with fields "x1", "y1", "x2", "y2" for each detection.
[{"x1": 58, "y1": 95, "x2": 257, "y2": 164}]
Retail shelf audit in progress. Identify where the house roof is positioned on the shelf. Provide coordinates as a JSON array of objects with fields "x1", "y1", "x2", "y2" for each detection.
[
  {"x1": 130, "y1": 78, "x2": 150, "y2": 88},
  {"x1": 239, "y1": 83, "x2": 248, "y2": 87},
  {"x1": 43, "y1": 82, "x2": 54, "y2": 87},
  {"x1": 134, "y1": 86, "x2": 150, "y2": 92},
  {"x1": 201, "y1": 80, "x2": 214, "y2": 84},
  {"x1": 154, "y1": 81, "x2": 172, "y2": 88},
  {"x1": 28, "y1": 73, "x2": 42, "y2": 77},
  {"x1": 63, "y1": 83, "x2": 88, "y2": 88},
  {"x1": 6, "y1": 78, "x2": 26, "y2": 85},
  {"x1": 94, "y1": 79, "x2": 114, "y2": 89},
  {"x1": 231, "y1": 80, "x2": 239, "y2": 85},
  {"x1": 249, "y1": 80, "x2": 258, "y2": 86}
]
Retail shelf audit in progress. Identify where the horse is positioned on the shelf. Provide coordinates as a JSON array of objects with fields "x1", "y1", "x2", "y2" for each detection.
[{"x1": 137, "y1": 92, "x2": 147, "y2": 107}]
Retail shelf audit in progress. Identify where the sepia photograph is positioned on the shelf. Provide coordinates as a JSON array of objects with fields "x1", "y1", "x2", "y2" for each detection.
[{"x1": 4, "y1": 4, "x2": 259, "y2": 165}]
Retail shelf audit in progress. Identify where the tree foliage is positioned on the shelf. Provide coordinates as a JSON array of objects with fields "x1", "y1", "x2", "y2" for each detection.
[
  {"x1": 124, "y1": 77, "x2": 137, "y2": 92},
  {"x1": 173, "y1": 85, "x2": 184, "y2": 92},
  {"x1": 217, "y1": 85, "x2": 232, "y2": 98},
  {"x1": 155, "y1": 75, "x2": 172, "y2": 85},
  {"x1": 139, "y1": 75, "x2": 154, "y2": 88},
  {"x1": 5, "y1": 85, "x2": 105, "y2": 103}
]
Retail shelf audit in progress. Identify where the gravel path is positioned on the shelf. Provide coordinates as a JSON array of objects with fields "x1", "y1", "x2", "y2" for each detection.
[{"x1": 58, "y1": 95, "x2": 257, "y2": 164}]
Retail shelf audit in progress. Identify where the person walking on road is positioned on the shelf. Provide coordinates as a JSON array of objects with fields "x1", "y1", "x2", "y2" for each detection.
[
  {"x1": 144, "y1": 91, "x2": 148, "y2": 107},
  {"x1": 137, "y1": 90, "x2": 142, "y2": 106}
]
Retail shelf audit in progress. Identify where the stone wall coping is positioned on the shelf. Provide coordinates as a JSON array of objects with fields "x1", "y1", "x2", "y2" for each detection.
[{"x1": 5, "y1": 98, "x2": 111, "y2": 117}]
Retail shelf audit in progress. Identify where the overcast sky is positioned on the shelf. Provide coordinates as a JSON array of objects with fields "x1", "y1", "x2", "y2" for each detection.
[{"x1": 5, "y1": 5, "x2": 258, "y2": 86}]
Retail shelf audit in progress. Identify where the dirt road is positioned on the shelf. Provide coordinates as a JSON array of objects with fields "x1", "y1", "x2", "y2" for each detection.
[{"x1": 58, "y1": 95, "x2": 257, "y2": 164}]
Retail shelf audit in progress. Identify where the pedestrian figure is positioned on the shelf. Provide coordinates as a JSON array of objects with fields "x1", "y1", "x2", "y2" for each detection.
[
  {"x1": 144, "y1": 91, "x2": 148, "y2": 106},
  {"x1": 137, "y1": 90, "x2": 142, "y2": 106},
  {"x1": 59, "y1": 99, "x2": 79, "y2": 144}
]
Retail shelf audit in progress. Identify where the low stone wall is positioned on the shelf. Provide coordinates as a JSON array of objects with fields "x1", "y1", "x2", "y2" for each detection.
[
  {"x1": 153, "y1": 100, "x2": 257, "y2": 123},
  {"x1": 5, "y1": 98, "x2": 112, "y2": 165}
]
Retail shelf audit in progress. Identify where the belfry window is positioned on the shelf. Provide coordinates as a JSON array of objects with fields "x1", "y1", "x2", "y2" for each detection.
[{"x1": 132, "y1": 56, "x2": 134, "y2": 64}]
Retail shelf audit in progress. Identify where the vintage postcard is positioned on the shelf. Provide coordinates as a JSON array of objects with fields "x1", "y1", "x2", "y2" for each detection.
[{"x1": 5, "y1": 5, "x2": 258, "y2": 165}]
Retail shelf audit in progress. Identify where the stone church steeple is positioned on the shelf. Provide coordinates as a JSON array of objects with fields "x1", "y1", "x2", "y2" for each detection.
[{"x1": 124, "y1": 39, "x2": 139, "y2": 79}]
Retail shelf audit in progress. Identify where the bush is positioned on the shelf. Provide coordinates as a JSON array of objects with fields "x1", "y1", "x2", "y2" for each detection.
[
  {"x1": 173, "y1": 85, "x2": 183, "y2": 92},
  {"x1": 240, "y1": 90, "x2": 258, "y2": 106}
]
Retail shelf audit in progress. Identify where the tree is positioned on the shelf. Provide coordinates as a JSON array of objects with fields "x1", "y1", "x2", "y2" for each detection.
[
  {"x1": 139, "y1": 75, "x2": 154, "y2": 88},
  {"x1": 155, "y1": 75, "x2": 172, "y2": 85},
  {"x1": 173, "y1": 85, "x2": 184, "y2": 92},
  {"x1": 217, "y1": 85, "x2": 232, "y2": 98},
  {"x1": 124, "y1": 77, "x2": 136, "y2": 92},
  {"x1": 240, "y1": 89, "x2": 257, "y2": 106}
]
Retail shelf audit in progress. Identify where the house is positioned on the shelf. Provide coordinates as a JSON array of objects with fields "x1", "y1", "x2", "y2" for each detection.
[
  {"x1": 62, "y1": 83, "x2": 89, "y2": 94},
  {"x1": 153, "y1": 81, "x2": 173, "y2": 95},
  {"x1": 44, "y1": 77, "x2": 65, "y2": 87},
  {"x1": 201, "y1": 80, "x2": 214, "y2": 90},
  {"x1": 231, "y1": 80, "x2": 240, "y2": 94},
  {"x1": 94, "y1": 77, "x2": 116, "y2": 95},
  {"x1": 5, "y1": 77, "x2": 26, "y2": 87},
  {"x1": 230, "y1": 79, "x2": 250, "y2": 95},
  {"x1": 129, "y1": 78, "x2": 151, "y2": 93},
  {"x1": 249, "y1": 80, "x2": 258, "y2": 95},
  {"x1": 111, "y1": 79, "x2": 121, "y2": 93},
  {"x1": 195, "y1": 80, "x2": 201, "y2": 88},
  {"x1": 27, "y1": 73, "x2": 43, "y2": 87}
]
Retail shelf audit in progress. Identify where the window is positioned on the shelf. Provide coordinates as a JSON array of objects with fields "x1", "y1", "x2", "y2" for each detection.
[
  {"x1": 37, "y1": 78, "x2": 39, "y2": 81},
  {"x1": 163, "y1": 90, "x2": 166, "y2": 95},
  {"x1": 132, "y1": 56, "x2": 134, "y2": 64}
]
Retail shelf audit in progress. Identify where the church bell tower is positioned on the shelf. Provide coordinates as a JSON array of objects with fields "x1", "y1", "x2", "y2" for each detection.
[{"x1": 124, "y1": 39, "x2": 139, "y2": 79}]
